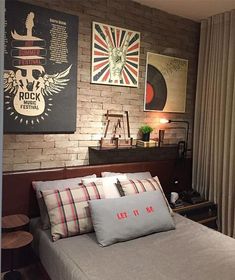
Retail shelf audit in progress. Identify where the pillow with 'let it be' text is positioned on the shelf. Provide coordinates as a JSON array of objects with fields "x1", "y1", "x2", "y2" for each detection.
[{"x1": 89, "y1": 191, "x2": 175, "y2": 247}]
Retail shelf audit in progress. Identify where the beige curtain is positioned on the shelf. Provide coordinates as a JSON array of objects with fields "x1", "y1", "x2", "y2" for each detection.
[{"x1": 193, "y1": 10, "x2": 235, "y2": 238}]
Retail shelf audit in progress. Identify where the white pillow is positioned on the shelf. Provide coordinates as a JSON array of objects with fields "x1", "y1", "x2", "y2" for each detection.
[
  {"x1": 82, "y1": 174, "x2": 128, "y2": 199},
  {"x1": 101, "y1": 171, "x2": 152, "y2": 180}
]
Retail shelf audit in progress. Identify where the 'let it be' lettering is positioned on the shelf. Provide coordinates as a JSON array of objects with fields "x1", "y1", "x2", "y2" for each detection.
[{"x1": 117, "y1": 206, "x2": 154, "y2": 220}]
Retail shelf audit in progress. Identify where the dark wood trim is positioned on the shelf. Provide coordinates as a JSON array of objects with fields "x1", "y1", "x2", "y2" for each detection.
[
  {"x1": 173, "y1": 201, "x2": 217, "y2": 229},
  {"x1": 173, "y1": 201, "x2": 214, "y2": 213},
  {"x1": 3, "y1": 160, "x2": 192, "y2": 218}
]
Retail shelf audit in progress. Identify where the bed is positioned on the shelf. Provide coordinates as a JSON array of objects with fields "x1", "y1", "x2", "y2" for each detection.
[
  {"x1": 30, "y1": 213, "x2": 235, "y2": 280},
  {"x1": 3, "y1": 161, "x2": 235, "y2": 279}
]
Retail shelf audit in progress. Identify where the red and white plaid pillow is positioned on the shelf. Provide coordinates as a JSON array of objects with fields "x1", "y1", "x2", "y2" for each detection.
[
  {"x1": 118, "y1": 176, "x2": 173, "y2": 215},
  {"x1": 41, "y1": 181, "x2": 105, "y2": 241}
]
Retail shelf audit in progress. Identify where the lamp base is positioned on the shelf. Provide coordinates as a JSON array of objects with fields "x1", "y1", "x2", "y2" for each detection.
[{"x1": 4, "y1": 271, "x2": 22, "y2": 280}]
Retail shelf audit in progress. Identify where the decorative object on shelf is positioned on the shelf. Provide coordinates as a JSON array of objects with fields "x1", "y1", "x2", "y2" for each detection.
[
  {"x1": 100, "y1": 110, "x2": 133, "y2": 148},
  {"x1": 180, "y1": 189, "x2": 204, "y2": 205},
  {"x1": 144, "y1": 52, "x2": 188, "y2": 112},
  {"x1": 170, "y1": 192, "x2": 184, "y2": 208},
  {"x1": 139, "y1": 124, "x2": 153, "y2": 142},
  {"x1": 160, "y1": 118, "x2": 189, "y2": 158},
  {"x1": 91, "y1": 22, "x2": 140, "y2": 87},
  {"x1": 158, "y1": 129, "x2": 165, "y2": 147},
  {"x1": 4, "y1": 1, "x2": 78, "y2": 133},
  {"x1": 136, "y1": 140, "x2": 157, "y2": 148}
]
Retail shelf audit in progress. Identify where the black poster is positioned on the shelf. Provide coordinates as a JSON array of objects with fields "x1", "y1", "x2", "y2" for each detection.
[{"x1": 4, "y1": 1, "x2": 78, "y2": 133}]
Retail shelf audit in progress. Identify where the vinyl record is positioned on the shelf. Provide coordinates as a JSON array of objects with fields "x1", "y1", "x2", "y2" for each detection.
[{"x1": 145, "y1": 64, "x2": 167, "y2": 111}]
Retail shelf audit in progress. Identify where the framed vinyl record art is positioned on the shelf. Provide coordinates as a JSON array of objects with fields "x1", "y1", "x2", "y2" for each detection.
[
  {"x1": 144, "y1": 52, "x2": 188, "y2": 112},
  {"x1": 91, "y1": 22, "x2": 140, "y2": 87}
]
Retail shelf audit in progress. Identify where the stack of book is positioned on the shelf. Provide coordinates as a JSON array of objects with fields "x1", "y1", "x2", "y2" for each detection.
[{"x1": 136, "y1": 140, "x2": 157, "y2": 148}]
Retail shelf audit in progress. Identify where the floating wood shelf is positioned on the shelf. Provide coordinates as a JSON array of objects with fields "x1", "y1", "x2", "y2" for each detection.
[{"x1": 88, "y1": 145, "x2": 178, "y2": 165}]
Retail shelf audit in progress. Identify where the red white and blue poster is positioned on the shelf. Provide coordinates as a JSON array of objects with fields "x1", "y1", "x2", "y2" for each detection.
[
  {"x1": 91, "y1": 22, "x2": 140, "y2": 87},
  {"x1": 4, "y1": 1, "x2": 78, "y2": 133}
]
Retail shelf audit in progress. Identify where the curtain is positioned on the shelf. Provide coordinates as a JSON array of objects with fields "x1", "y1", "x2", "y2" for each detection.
[{"x1": 193, "y1": 10, "x2": 235, "y2": 238}]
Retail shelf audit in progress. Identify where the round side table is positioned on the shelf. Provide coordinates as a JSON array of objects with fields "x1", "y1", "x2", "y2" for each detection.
[
  {"x1": 2, "y1": 214, "x2": 29, "y2": 230},
  {"x1": 2, "y1": 231, "x2": 33, "y2": 280}
]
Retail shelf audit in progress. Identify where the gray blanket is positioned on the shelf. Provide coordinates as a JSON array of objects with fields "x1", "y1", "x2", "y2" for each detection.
[{"x1": 31, "y1": 214, "x2": 235, "y2": 280}]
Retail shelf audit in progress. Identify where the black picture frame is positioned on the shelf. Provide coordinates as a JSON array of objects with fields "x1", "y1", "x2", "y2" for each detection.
[{"x1": 4, "y1": 1, "x2": 78, "y2": 133}]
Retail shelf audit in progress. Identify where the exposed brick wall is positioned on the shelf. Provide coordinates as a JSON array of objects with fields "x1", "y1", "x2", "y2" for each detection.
[{"x1": 3, "y1": 0, "x2": 200, "y2": 171}]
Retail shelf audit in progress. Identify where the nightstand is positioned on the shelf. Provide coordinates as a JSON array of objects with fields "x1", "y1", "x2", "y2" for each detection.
[
  {"x1": 173, "y1": 201, "x2": 218, "y2": 229},
  {"x1": 2, "y1": 214, "x2": 33, "y2": 278},
  {"x1": 2, "y1": 231, "x2": 33, "y2": 280},
  {"x1": 2, "y1": 214, "x2": 30, "y2": 231}
]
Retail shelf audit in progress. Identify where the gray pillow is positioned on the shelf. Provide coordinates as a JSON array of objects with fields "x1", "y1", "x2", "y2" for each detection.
[
  {"x1": 101, "y1": 171, "x2": 152, "y2": 180},
  {"x1": 89, "y1": 191, "x2": 175, "y2": 247},
  {"x1": 32, "y1": 174, "x2": 96, "y2": 229}
]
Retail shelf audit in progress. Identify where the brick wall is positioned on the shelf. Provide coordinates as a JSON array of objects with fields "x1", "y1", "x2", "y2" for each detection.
[{"x1": 3, "y1": 0, "x2": 200, "y2": 171}]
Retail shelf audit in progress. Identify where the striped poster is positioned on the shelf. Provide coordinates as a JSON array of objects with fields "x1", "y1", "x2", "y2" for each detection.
[{"x1": 91, "y1": 22, "x2": 140, "y2": 87}]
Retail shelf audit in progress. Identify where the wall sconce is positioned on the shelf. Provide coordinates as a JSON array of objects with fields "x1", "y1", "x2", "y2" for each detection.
[{"x1": 160, "y1": 118, "x2": 189, "y2": 158}]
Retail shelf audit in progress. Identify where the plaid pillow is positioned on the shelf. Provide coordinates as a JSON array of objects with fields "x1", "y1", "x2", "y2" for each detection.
[
  {"x1": 118, "y1": 176, "x2": 173, "y2": 215},
  {"x1": 41, "y1": 181, "x2": 105, "y2": 241},
  {"x1": 32, "y1": 174, "x2": 96, "y2": 230}
]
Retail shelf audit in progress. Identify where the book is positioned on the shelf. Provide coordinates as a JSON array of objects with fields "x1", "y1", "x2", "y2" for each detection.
[{"x1": 136, "y1": 140, "x2": 157, "y2": 148}]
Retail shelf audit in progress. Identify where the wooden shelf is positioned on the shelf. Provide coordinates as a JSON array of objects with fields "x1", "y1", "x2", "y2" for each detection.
[
  {"x1": 90, "y1": 144, "x2": 178, "y2": 151},
  {"x1": 198, "y1": 216, "x2": 217, "y2": 225},
  {"x1": 89, "y1": 145, "x2": 178, "y2": 164},
  {"x1": 173, "y1": 201, "x2": 214, "y2": 213},
  {"x1": 173, "y1": 200, "x2": 217, "y2": 229}
]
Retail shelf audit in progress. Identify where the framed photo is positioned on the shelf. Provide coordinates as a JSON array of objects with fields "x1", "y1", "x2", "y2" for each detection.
[
  {"x1": 144, "y1": 52, "x2": 188, "y2": 112},
  {"x1": 4, "y1": 1, "x2": 78, "y2": 133},
  {"x1": 91, "y1": 22, "x2": 140, "y2": 87}
]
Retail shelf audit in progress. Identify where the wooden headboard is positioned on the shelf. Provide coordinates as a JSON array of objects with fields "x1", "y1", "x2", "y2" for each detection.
[{"x1": 2, "y1": 160, "x2": 192, "y2": 218}]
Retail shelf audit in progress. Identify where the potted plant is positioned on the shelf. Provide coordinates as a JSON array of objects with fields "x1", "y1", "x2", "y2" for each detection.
[{"x1": 139, "y1": 124, "x2": 153, "y2": 142}]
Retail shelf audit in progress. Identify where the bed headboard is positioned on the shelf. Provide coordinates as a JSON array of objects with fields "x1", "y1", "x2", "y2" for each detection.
[{"x1": 2, "y1": 160, "x2": 192, "y2": 218}]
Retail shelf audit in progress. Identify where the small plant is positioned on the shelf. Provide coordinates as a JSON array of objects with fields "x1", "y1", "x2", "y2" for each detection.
[{"x1": 139, "y1": 124, "x2": 153, "y2": 134}]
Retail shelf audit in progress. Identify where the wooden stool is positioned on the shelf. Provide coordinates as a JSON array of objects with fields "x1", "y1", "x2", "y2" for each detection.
[
  {"x1": 2, "y1": 214, "x2": 33, "y2": 280},
  {"x1": 2, "y1": 229, "x2": 33, "y2": 279},
  {"x1": 2, "y1": 214, "x2": 30, "y2": 231}
]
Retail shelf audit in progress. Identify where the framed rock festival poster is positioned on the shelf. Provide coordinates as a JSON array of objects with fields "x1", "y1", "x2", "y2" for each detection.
[
  {"x1": 91, "y1": 22, "x2": 140, "y2": 87},
  {"x1": 4, "y1": 1, "x2": 78, "y2": 133}
]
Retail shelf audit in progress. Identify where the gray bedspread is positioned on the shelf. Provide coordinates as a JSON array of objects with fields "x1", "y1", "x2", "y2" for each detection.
[{"x1": 31, "y1": 214, "x2": 235, "y2": 280}]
